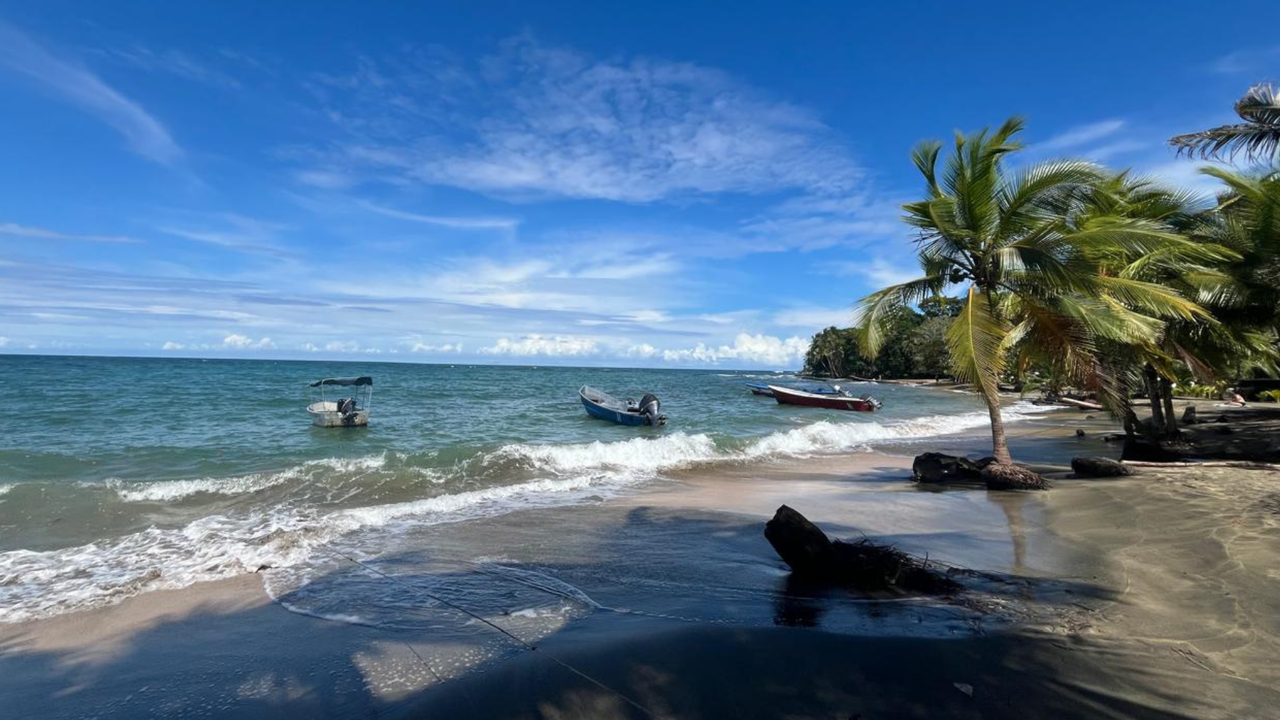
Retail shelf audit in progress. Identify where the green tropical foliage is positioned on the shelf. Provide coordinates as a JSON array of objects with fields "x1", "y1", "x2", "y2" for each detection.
[{"x1": 1170, "y1": 84, "x2": 1280, "y2": 164}]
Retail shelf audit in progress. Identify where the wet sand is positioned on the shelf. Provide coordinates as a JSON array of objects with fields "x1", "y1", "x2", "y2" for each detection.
[{"x1": 3, "y1": 414, "x2": 1279, "y2": 719}]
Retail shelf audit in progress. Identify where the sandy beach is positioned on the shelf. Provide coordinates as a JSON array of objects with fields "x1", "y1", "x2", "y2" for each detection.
[{"x1": 3, "y1": 410, "x2": 1278, "y2": 719}]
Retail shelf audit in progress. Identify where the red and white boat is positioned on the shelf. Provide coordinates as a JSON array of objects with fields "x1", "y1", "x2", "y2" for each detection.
[{"x1": 768, "y1": 385, "x2": 882, "y2": 412}]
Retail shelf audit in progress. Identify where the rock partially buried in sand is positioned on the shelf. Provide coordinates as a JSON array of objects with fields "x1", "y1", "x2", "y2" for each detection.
[
  {"x1": 981, "y1": 463, "x2": 1048, "y2": 490},
  {"x1": 763, "y1": 505, "x2": 960, "y2": 594},
  {"x1": 1070, "y1": 456, "x2": 1133, "y2": 478},
  {"x1": 912, "y1": 452, "x2": 987, "y2": 484},
  {"x1": 1183, "y1": 406, "x2": 1198, "y2": 425}
]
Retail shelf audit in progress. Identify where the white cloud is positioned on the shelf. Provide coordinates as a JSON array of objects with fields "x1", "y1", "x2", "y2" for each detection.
[
  {"x1": 623, "y1": 343, "x2": 659, "y2": 359},
  {"x1": 410, "y1": 342, "x2": 464, "y2": 353},
  {"x1": 161, "y1": 341, "x2": 184, "y2": 350},
  {"x1": 0, "y1": 21, "x2": 181, "y2": 164},
  {"x1": 480, "y1": 335, "x2": 599, "y2": 357},
  {"x1": 304, "y1": 35, "x2": 859, "y2": 202},
  {"x1": 661, "y1": 333, "x2": 809, "y2": 367},
  {"x1": 0, "y1": 222, "x2": 143, "y2": 244},
  {"x1": 223, "y1": 334, "x2": 273, "y2": 349},
  {"x1": 0, "y1": 337, "x2": 9, "y2": 348}
]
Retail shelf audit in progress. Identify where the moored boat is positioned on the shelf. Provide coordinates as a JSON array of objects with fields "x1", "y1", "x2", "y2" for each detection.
[
  {"x1": 745, "y1": 382, "x2": 775, "y2": 397},
  {"x1": 307, "y1": 376, "x2": 373, "y2": 426},
  {"x1": 769, "y1": 385, "x2": 882, "y2": 412},
  {"x1": 579, "y1": 385, "x2": 666, "y2": 426}
]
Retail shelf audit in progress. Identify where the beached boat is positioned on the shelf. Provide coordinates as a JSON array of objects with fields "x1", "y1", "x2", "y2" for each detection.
[
  {"x1": 307, "y1": 376, "x2": 373, "y2": 427},
  {"x1": 579, "y1": 385, "x2": 666, "y2": 426},
  {"x1": 769, "y1": 385, "x2": 882, "y2": 412}
]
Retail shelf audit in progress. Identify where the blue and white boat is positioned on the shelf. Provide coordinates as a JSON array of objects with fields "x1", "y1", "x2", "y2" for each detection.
[{"x1": 579, "y1": 385, "x2": 666, "y2": 426}]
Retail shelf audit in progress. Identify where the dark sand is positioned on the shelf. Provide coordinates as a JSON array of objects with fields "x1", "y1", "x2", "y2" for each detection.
[{"x1": 3, "y1": 413, "x2": 1279, "y2": 719}]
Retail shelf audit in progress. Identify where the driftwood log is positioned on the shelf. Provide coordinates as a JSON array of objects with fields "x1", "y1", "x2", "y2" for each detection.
[{"x1": 763, "y1": 505, "x2": 959, "y2": 594}]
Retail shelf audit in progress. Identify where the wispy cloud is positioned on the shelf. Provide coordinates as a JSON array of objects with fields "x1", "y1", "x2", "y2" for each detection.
[
  {"x1": 93, "y1": 44, "x2": 241, "y2": 88},
  {"x1": 0, "y1": 222, "x2": 143, "y2": 244},
  {"x1": 772, "y1": 306, "x2": 853, "y2": 329},
  {"x1": 360, "y1": 201, "x2": 520, "y2": 230},
  {"x1": 1036, "y1": 119, "x2": 1126, "y2": 153},
  {"x1": 157, "y1": 213, "x2": 292, "y2": 257},
  {"x1": 300, "y1": 34, "x2": 861, "y2": 202},
  {"x1": 1210, "y1": 45, "x2": 1280, "y2": 75},
  {"x1": 0, "y1": 20, "x2": 181, "y2": 165}
]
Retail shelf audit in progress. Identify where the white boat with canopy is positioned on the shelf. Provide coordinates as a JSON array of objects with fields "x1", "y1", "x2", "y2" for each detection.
[{"x1": 307, "y1": 376, "x2": 373, "y2": 427}]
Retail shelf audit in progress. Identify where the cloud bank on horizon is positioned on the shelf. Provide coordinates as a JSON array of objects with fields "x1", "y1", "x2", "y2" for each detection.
[{"x1": 0, "y1": 3, "x2": 1271, "y2": 367}]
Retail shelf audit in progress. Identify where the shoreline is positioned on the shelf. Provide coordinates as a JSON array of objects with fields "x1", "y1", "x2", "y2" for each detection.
[{"x1": 5, "y1": 411, "x2": 1279, "y2": 718}]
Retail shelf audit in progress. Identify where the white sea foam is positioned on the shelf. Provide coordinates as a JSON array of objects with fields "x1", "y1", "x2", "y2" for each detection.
[
  {"x1": 0, "y1": 484, "x2": 13, "y2": 496},
  {"x1": 107, "y1": 454, "x2": 391, "y2": 502},
  {"x1": 0, "y1": 470, "x2": 628, "y2": 623},
  {"x1": 487, "y1": 433, "x2": 720, "y2": 476}
]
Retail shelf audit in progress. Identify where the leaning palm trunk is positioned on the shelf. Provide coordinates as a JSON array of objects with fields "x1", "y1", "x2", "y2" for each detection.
[{"x1": 982, "y1": 386, "x2": 1013, "y2": 464}]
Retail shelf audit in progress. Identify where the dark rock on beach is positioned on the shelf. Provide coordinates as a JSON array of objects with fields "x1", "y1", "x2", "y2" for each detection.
[
  {"x1": 1182, "y1": 406, "x2": 1198, "y2": 425},
  {"x1": 763, "y1": 505, "x2": 960, "y2": 594},
  {"x1": 1070, "y1": 456, "x2": 1133, "y2": 478},
  {"x1": 911, "y1": 452, "x2": 984, "y2": 484}
]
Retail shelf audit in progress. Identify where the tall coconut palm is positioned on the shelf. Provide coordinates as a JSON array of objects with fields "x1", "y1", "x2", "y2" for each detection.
[
  {"x1": 1170, "y1": 84, "x2": 1280, "y2": 164},
  {"x1": 856, "y1": 118, "x2": 1211, "y2": 468}
]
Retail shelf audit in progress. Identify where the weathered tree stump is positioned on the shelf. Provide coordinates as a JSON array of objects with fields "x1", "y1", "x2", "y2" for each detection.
[
  {"x1": 981, "y1": 463, "x2": 1048, "y2": 490},
  {"x1": 763, "y1": 506, "x2": 959, "y2": 594},
  {"x1": 1070, "y1": 456, "x2": 1133, "y2": 477}
]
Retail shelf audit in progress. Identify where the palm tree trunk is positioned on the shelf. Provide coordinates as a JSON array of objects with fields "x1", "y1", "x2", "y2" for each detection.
[
  {"x1": 1160, "y1": 377, "x2": 1179, "y2": 438},
  {"x1": 981, "y1": 385, "x2": 1013, "y2": 464},
  {"x1": 1144, "y1": 365, "x2": 1165, "y2": 431}
]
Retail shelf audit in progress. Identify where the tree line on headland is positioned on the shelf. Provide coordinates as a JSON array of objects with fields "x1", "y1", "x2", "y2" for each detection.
[{"x1": 807, "y1": 85, "x2": 1280, "y2": 469}]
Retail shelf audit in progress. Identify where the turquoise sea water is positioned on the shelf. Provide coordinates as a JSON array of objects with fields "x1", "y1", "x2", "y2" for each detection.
[{"x1": 0, "y1": 355, "x2": 1050, "y2": 623}]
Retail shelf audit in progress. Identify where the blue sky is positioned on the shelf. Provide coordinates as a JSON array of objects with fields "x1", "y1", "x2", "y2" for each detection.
[{"x1": 0, "y1": 1, "x2": 1275, "y2": 367}]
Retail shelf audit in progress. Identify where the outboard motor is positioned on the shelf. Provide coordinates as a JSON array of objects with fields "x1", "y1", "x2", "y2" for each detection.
[{"x1": 638, "y1": 393, "x2": 666, "y2": 426}]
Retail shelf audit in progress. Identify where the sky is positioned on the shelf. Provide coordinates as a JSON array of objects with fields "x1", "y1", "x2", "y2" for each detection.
[{"x1": 0, "y1": 1, "x2": 1276, "y2": 368}]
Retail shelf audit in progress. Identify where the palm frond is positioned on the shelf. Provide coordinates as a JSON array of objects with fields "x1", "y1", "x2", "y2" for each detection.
[{"x1": 945, "y1": 286, "x2": 1007, "y2": 396}]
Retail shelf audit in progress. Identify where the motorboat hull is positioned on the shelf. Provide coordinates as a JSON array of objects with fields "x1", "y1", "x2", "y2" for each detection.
[
  {"x1": 307, "y1": 401, "x2": 369, "y2": 427},
  {"x1": 579, "y1": 386, "x2": 664, "y2": 426},
  {"x1": 769, "y1": 385, "x2": 880, "y2": 412}
]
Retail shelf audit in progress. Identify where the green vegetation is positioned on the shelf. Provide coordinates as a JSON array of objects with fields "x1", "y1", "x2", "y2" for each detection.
[
  {"x1": 831, "y1": 97, "x2": 1280, "y2": 465},
  {"x1": 1259, "y1": 390, "x2": 1280, "y2": 403}
]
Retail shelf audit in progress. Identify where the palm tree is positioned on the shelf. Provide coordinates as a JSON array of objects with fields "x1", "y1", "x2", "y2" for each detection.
[
  {"x1": 855, "y1": 118, "x2": 1211, "y2": 471},
  {"x1": 1170, "y1": 84, "x2": 1280, "y2": 164}
]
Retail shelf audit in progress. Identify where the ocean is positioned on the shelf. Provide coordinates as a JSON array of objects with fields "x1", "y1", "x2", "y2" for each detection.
[{"x1": 0, "y1": 355, "x2": 1049, "y2": 625}]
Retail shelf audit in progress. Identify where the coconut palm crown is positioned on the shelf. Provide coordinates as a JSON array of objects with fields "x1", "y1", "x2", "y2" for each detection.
[{"x1": 855, "y1": 118, "x2": 1213, "y2": 464}]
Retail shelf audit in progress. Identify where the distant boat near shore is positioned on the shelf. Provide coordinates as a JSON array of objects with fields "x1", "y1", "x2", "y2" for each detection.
[{"x1": 769, "y1": 385, "x2": 882, "y2": 412}]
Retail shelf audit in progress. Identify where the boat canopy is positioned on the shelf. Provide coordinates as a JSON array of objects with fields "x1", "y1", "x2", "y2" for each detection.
[{"x1": 310, "y1": 376, "x2": 373, "y2": 387}]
